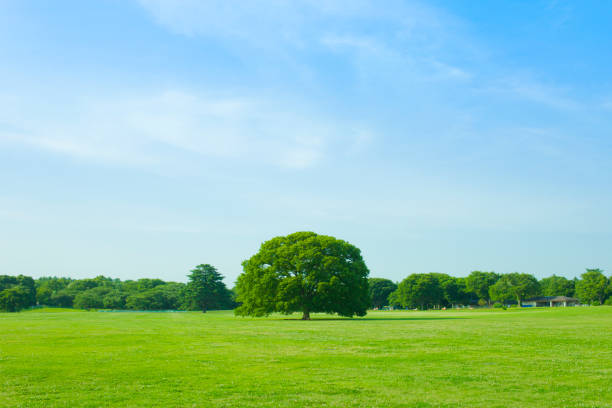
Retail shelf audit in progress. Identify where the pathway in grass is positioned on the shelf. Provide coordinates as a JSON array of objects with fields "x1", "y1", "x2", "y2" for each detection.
[{"x1": 1, "y1": 307, "x2": 611, "y2": 407}]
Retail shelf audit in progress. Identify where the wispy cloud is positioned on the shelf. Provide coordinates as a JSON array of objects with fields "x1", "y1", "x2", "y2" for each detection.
[
  {"x1": 0, "y1": 90, "x2": 371, "y2": 169},
  {"x1": 479, "y1": 76, "x2": 581, "y2": 111}
]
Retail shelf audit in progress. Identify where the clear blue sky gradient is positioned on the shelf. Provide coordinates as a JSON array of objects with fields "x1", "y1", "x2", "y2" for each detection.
[{"x1": 1, "y1": 0, "x2": 611, "y2": 284}]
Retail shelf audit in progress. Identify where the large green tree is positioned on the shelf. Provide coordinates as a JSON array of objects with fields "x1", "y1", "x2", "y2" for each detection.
[
  {"x1": 575, "y1": 269, "x2": 608, "y2": 304},
  {"x1": 368, "y1": 278, "x2": 397, "y2": 309},
  {"x1": 489, "y1": 273, "x2": 540, "y2": 306},
  {"x1": 465, "y1": 271, "x2": 499, "y2": 305},
  {"x1": 186, "y1": 264, "x2": 232, "y2": 312},
  {"x1": 235, "y1": 231, "x2": 370, "y2": 320}
]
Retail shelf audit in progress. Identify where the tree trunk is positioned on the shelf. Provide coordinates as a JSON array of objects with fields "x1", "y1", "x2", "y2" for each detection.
[{"x1": 301, "y1": 310, "x2": 310, "y2": 320}]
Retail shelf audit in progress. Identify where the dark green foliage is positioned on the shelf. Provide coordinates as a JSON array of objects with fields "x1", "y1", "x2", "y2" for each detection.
[
  {"x1": 0, "y1": 286, "x2": 31, "y2": 312},
  {"x1": 235, "y1": 231, "x2": 370, "y2": 319},
  {"x1": 74, "y1": 288, "x2": 107, "y2": 310},
  {"x1": 0, "y1": 275, "x2": 37, "y2": 312},
  {"x1": 489, "y1": 272, "x2": 540, "y2": 306},
  {"x1": 539, "y1": 275, "x2": 575, "y2": 297},
  {"x1": 391, "y1": 273, "x2": 444, "y2": 310},
  {"x1": 185, "y1": 264, "x2": 232, "y2": 312},
  {"x1": 50, "y1": 290, "x2": 75, "y2": 308},
  {"x1": 136, "y1": 278, "x2": 166, "y2": 291},
  {"x1": 102, "y1": 290, "x2": 127, "y2": 309},
  {"x1": 368, "y1": 278, "x2": 397, "y2": 309},
  {"x1": 575, "y1": 269, "x2": 608, "y2": 305},
  {"x1": 125, "y1": 283, "x2": 186, "y2": 310},
  {"x1": 389, "y1": 273, "x2": 471, "y2": 310},
  {"x1": 431, "y1": 273, "x2": 471, "y2": 306},
  {"x1": 465, "y1": 271, "x2": 500, "y2": 305},
  {"x1": 36, "y1": 286, "x2": 54, "y2": 305},
  {"x1": 35, "y1": 276, "x2": 73, "y2": 291}
]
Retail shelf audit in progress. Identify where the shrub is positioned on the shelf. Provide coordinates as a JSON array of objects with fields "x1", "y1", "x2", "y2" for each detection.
[
  {"x1": 604, "y1": 298, "x2": 612, "y2": 306},
  {"x1": 493, "y1": 302, "x2": 503, "y2": 308}
]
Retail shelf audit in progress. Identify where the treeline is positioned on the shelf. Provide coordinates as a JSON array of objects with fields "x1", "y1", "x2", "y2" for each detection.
[
  {"x1": 369, "y1": 269, "x2": 611, "y2": 310},
  {"x1": 0, "y1": 264, "x2": 236, "y2": 312},
  {"x1": 3, "y1": 266, "x2": 611, "y2": 313}
]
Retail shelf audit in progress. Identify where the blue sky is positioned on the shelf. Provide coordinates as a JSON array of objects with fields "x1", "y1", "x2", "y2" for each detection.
[{"x1": 1, "y1": 0, "x2": 611, "y2": 284}]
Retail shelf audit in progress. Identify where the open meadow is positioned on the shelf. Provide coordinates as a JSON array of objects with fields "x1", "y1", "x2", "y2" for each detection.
[{"x1": 1, "y1": 307, "x2": 611, "y2": 407}]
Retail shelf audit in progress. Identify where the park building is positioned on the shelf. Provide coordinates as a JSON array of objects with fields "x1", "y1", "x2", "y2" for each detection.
[{"x1": 522, "y1": 296, "x2": 580, "y2": 307}]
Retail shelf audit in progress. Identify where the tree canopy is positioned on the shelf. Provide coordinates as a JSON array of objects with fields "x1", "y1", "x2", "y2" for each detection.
[
  {"x1": 234, "y1": 231, "x2": 370, "y2": 319},
  {"x1": 575, "y1": 269, "x2": 608, "y2": 304},
  {"x1": 368, "y1": 278, "x2": 397, "y2": 309},
  {"x1": 0, "y1": 275, "x2": 36, "y2": 312},
  {"x1": 392, "y1": 273, "x2": 444, "y2": 310},
  {"x1": 539, "y1": 275, "x2": 575, "y2": 297},
  {"x1": 465, "y1": 271, "x2": 499, "y2": 305},
  {"x1": 489, "y1": 272, "x2": 540, "y2": 306}
]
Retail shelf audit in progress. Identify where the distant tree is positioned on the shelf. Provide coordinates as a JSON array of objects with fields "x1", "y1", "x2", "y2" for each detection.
[
  {"x1": 50, "y1": 290, "x2": 75, "y2": 308},
  {"x1": 235, "y1": 232, "x2": 370, "y2": 319},
  {"x1": 0, "y1": 275, "x2": 18, "y2": 291},
  {"x1": 36, "y1": 286, "x2": 54, "y2": 305},
  {"x1": 35, "y1": 277, "x2": 73, "y2": 292},
  {"x1": 451, "y1": 277, "x2": 472, "y2": 306},
  {"x1": 0, "y1": 286, "x2": 31, "y2": 312},
  {"x1": 16, "y1": 275, "x2": 36, "y2": 306},
  {"x1": 489, "y1": 277, "x2": 513, "y2": 304},
  {"x1": 73, "y1": 287, "x2": 111, "y2": 309},
  {"x1": 126, "y1": 289, "x2": 166, "y2": 310},
  {"x1": 539, "y1": 275, "x2": 574, "y2": 297},
  {"x1": 394, "y1": 273, "x2": 444, "y2": 310},
  {"x1": 368, "y1": 278, "x2": 397, "y2": 309},
  {"x1": 228, "y1": 288, "x2": 240, "y2": 309},
  {"x1": 0, "y1": 275, "x2": 36, "y2": 311},
  {"x1": 575, "y1": 269, "x2": 608, "y2": 305},
  {"x1": 489, "y1": 273, "x2": 540, "y2": 306},
  {"x1": 102, "y1": 290, "x2": 127, "y2": 309},
  {"x1": 66, "y1": 279, "x2": 99, "y2": 293},
  {"x1": 465, "y1": 271, "x2": 499, "y2": 305},
  {"x1": 430, "y1": 274, "x2": 470, "y2": 307},
  {"x1": 387, "y1": 289, "x2": 402, "y2": 309},
  {"x1": 124, "y1": 283, "x2": 185, "y2": 310},
  {"x1": 136, "y1": 278, "x2": 166, "y2": 291},
  {"x1": 185, "y1": 265, "x2": 232, "y2": 312}
]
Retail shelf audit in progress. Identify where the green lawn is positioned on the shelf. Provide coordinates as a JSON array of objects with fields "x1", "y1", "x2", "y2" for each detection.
[{"x1": 1, "y1": 307, "x2": 611, "y2": 407}]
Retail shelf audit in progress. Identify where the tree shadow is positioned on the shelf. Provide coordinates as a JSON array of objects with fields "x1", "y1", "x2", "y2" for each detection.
[{"x1": 280, "y1": 317, "x2": 465, "y2": 321}]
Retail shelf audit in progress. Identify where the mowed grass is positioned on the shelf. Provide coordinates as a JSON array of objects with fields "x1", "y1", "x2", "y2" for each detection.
[{"x1": 1, "y1": 308, "x2": 611, "y2": 407}]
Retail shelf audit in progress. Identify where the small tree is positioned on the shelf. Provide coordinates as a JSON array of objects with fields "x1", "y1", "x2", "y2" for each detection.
[
  {"x1": 235, "y1": 232, "x2": 370, "y2": 319},
  {"x1": 186, "y1": 264, "x2": 232, "y2": 312}
]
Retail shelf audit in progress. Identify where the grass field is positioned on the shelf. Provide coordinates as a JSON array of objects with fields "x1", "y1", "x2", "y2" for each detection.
[{"x1": 1, "y1": 307, "x2": 611, "y2": 407}]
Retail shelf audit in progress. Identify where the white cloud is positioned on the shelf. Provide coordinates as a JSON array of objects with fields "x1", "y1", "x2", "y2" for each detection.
[{"x1": 0, "y1": 90, "x2": 372, "y2": 170}]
